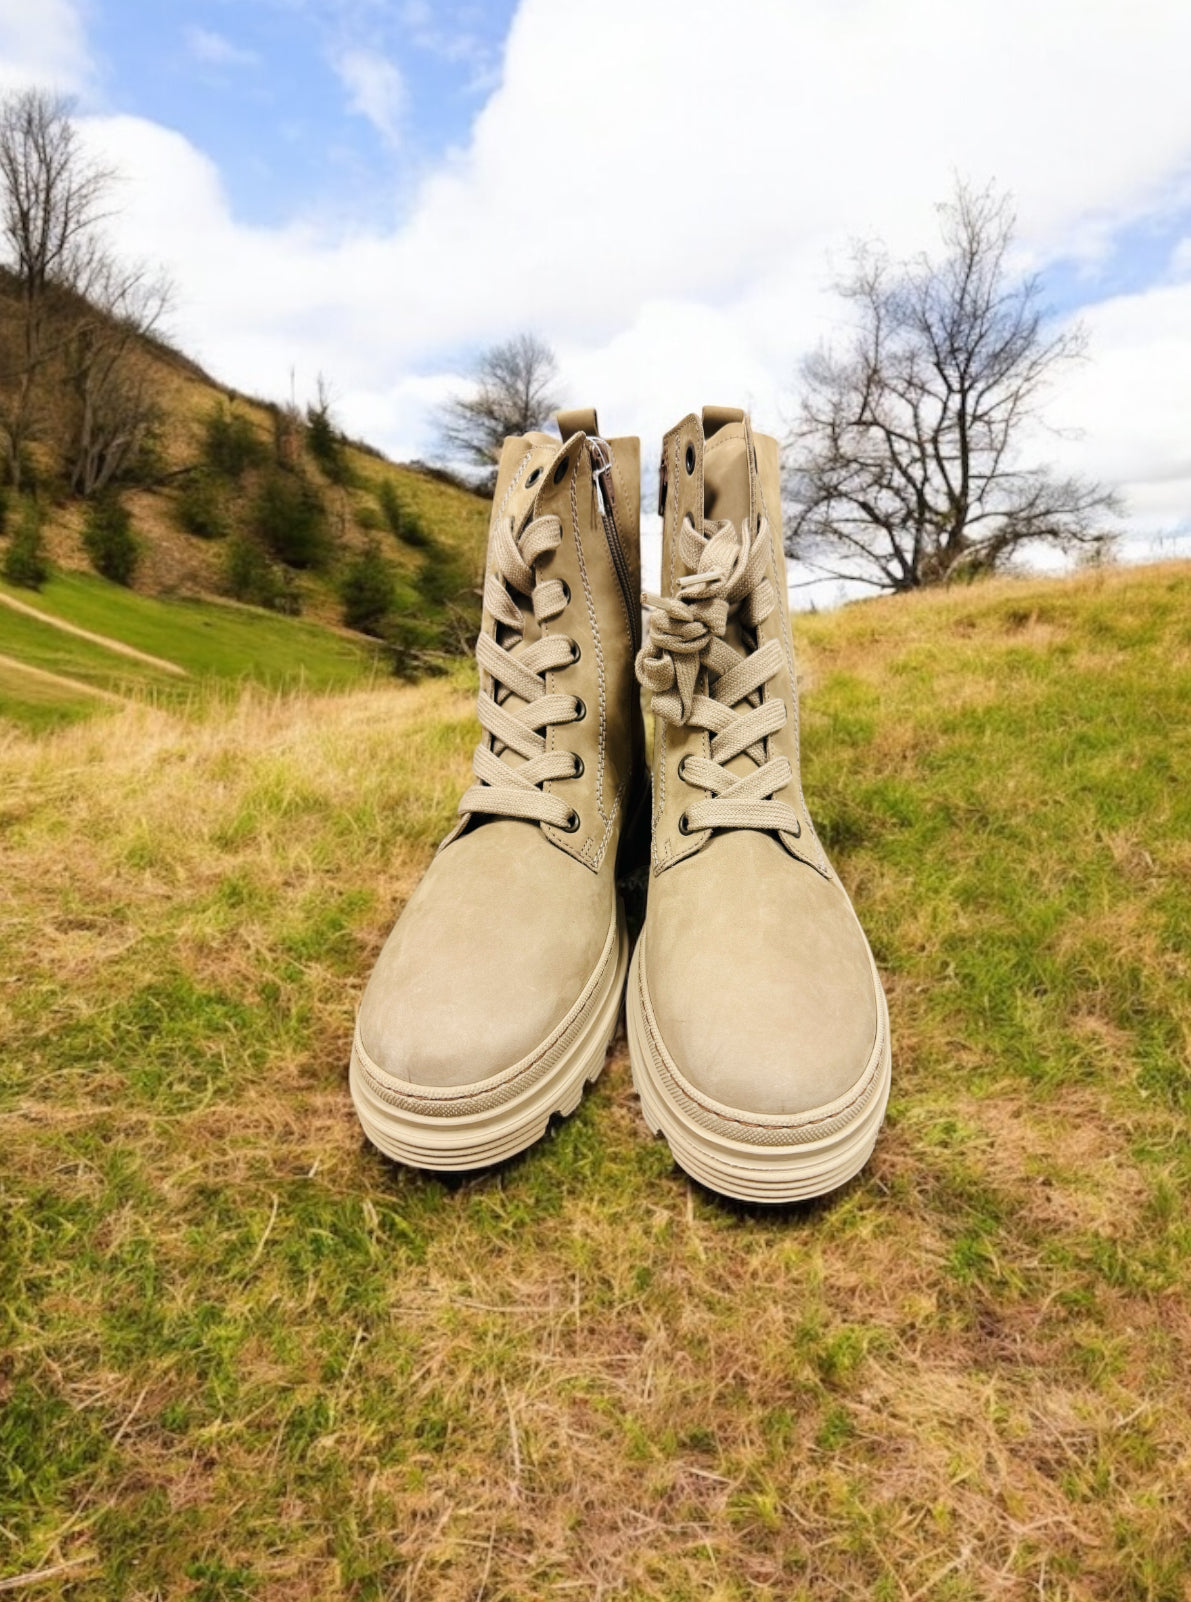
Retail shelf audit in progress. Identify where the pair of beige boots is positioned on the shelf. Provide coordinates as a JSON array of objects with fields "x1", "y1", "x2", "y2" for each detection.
[{"x1": 349, "y1": 407, "x2": 890, "y2": 1203}]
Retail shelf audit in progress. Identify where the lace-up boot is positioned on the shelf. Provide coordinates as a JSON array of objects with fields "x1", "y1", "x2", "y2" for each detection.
[
  {"x1": 628, "y1": 406, "x2": 890, "y2": 1202},
  {"x1": 351, "y1": 410, "x2": 644, "y2": 1169}
]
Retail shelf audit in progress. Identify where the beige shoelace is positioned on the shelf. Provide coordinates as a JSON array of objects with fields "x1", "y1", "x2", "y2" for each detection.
[
  {"x1": 458, "y1": 512, "x2": 584, "y2": 831},
  {"x1": 637, "y1": 513, "x2": 801, "y2": 837}
]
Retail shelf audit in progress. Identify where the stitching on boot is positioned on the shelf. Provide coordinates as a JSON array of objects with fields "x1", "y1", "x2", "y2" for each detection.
[
  {"x1": 569, "y1": 465, "x2": 613, "y2": 864},
  {"x1": 356, "y1": 909, "x2": 620, "y2": 1113},
  {"x1": 606, "y1": 454, "x2": 635, "y2": 653},
  {"x1": 496, "y1": 446, "x2": 536, "y2": 524},
  {"x1": 755, "y1": 463, "x2": 830, "y2": 876},
  {"x1": 653, "y1": 434, "x2": 681, "y2": 872},
  {"x1": 636, "y1": 943, "x2": 887, "y2": 1141}
]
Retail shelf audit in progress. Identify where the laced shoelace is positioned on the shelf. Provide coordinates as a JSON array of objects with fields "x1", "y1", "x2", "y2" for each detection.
[
  {"x1": 458, "y1": 511, "x2": 584, "y2": 832},
  {"x1": 636, "y1": 513, "x2": 801, "y2": 837}
]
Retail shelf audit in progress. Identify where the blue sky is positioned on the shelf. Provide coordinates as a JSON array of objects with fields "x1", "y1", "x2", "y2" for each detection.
[
  {"x1": 87, "y1": 0, "x2": 519, "y2": 227},
  {"x1": 3, "y1": 0, "x2": 1191, "y2": 572}
]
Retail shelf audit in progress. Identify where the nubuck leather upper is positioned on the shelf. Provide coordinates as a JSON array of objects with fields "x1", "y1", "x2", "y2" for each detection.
[
  {"x1": 350, "y1": 411, "x2": 644, "y2": 1169},
  {"x1": 626, "y1": 407, "x2": 891, "y2": 1202},
  {"x1": 349, "y1": 404, "x2": 890, "y2": 1203}
]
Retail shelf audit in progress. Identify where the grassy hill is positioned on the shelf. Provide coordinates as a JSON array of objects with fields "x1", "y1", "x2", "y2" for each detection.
[
  {"x1": 0, "y1": 571, "x2": 384, "y2": 732},
  {"x1": 2, "y1": 561, "x2": 1190, "y2": 1599},
  {"x1": 0, "y1": 271, "x2": 490, "y2": 690}
]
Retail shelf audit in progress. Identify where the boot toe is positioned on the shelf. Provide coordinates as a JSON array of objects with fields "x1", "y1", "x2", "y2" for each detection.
[
  {"x1": 356, "y1": 821, "x2": 612, "y2": 1090},
  {"x1": 644, "y1": 832, "x2": 880, "y2": 1117}
]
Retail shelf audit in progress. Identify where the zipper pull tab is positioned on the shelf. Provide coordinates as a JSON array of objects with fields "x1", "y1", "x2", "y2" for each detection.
[{"x1": 589, "y1": 436, "x2": 616, "y2": 517}]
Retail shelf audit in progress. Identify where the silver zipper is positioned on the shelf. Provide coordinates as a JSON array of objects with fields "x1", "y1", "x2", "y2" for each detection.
[{"x1": 588, "y1": 436, "x2": 639, "y2": 651}]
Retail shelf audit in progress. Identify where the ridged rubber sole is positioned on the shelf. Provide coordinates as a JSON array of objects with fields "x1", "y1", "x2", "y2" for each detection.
[
  {"x1": 350, "y1": 901, "x2": 628, "y2": 1171},
  {"x1": 626, "y1": 934, "x2": 891, "y2": 1204}
]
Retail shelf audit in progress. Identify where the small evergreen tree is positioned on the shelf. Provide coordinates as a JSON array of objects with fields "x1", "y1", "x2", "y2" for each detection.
[
  {"x1": 339, "y1": 537, "x2": 395, "y2": 635},
  {"x1": 223, "y1": 533, "x2": 300, "y2": 614},
  {"x1": 1, "y1": 497, "x2": 49, "y2": 589},
  {"x1": 81, "y1": 493, "x2": 139, "y2": 585},
  {"x1": 305, "y1": 377, "x2": 350, "y2": 485},
  {"x1": 252, "y1": 468, "x2": 329, "y2": 569},
  {"x1": 202, "y1": 404, "x2": 266, "y2": 479},
  {"x1": 176, "y1": 471, "x2": 229, "y2": 539},
  {"x1": 376, "y1": 477, "x2": 432, "y2": 548}
]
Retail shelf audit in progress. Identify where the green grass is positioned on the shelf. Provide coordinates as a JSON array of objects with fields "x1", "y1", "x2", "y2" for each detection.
[
  {"x1": 0, "y1": 657, "x2": 102, "y2": 733},
  {"x1": 0, "y1": 601, "x2": 180, "y2": 696},
  {"x1": 1, "y1": 571, "x2": 382, "y2": 692},
  {"x1": 2, "y1": 563, "x2": 1190, "y2": 1599}
]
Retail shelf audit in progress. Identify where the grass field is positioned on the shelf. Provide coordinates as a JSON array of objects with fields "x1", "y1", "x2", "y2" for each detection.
[
  {"x1": 2, "y1": 561, "x2": 1190, "y2": 1600},
  {"x1": 0, "y1": 573, "x2": 381, "y2": 733}
]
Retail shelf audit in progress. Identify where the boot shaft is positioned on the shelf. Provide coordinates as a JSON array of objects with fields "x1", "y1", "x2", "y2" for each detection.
[
  {"x1": 465, "y1": 410, "x2": 642, "y2": 871},
  {"x1": 650, "y1": 406, "x2": 827, "y2": 875}
]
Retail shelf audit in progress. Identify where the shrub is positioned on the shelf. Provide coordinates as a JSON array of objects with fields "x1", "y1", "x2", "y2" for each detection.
[
  {"x1": 0, "y1": 487, "x2": 7, "y2": 536},
  {"x1": 122, "y1": 422, "x2": 168, "y2": 488},
  {"x1": 251, "y1": 468, "x2": 329, "y2": 570},
  {"x1": 339, "y1": 538, "x2": 395, "y2": 636},
  {"x1": 306, "y1": 401, "x2": 351, "y2": 486},
  {"x1": 376, "y1": 477, "x2": 432, "y2": 549},
  {"x1": 176, "y1": 471, "x2": 230, "y2": 539},
  {"x1": 383, "y1": 606, "x2": 446, "y2": 681},
  {"x1": 202, "y1": 405, "x2": 266, "y2": 479},
  {"x1": 223, "y1": 534, "x2": 301, "y2": 614},
  {"x1": 1, "y1": 498, "x2": 49, "y2": 589},
  {"x1": 272, "y1": 403, "x2": 304, "y2": 470},
  {"x1": 82, "y1": 494, "x2": 140, "y2": 586}
]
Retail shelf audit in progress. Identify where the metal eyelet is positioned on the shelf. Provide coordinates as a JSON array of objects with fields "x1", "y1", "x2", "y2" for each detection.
[
  {"x1": 572, "y1": 755, "x2": 584, "y2": 779},
  {"x1": 560, "y1": 579, "x2": 571, "y2": 604},
  {"x1": 685, "y1": 443, "x2": 696, "y2": 475},
  {"x1": 562, "y1": 809, "x2": 580, "y2": 833},
  {"x1": 677, "y1": 812, "x2": 691, "y2": 835},
  {"x1": 526, "y1": 467, "x2": 542, "y2": 487},
  {"x1": 677, "y1": 755, "x2": 689, "y2": 781},
  {"x1": 553, "y1": 455, "x2": 569, "y2": 485},
  {"x1": 569, "y1": 641, "x2": 581, "y2": 665},
  {"x1": 572, "y1": 697, "x2": 586, "y2": 721}
]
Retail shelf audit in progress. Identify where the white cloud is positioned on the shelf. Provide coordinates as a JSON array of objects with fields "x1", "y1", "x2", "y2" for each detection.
[
  {"x1": 185, "y1": 26, "x2": 259, "y2": 70},
  {"x1": 15, "y1": 0, "x2": 1191, "y2": 557},
  {"x1": 0, "y1": 0, "x2": 91, "y2": 94},
  {"x1": 334, "y1": 47, "x2": 405, "y2": 147}
]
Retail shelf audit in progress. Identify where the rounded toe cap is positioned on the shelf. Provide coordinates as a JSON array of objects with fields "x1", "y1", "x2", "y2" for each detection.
[
  {"x1": 356, "y1": 821, "x2": 613, "y2": 1090},
  {"x1": 644, "y1": 833, "x2": 881, "y2": 1116}
]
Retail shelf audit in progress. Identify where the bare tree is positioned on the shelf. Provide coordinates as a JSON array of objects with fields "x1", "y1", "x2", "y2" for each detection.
[
  {"x1": 0, "y1": 88, "x2": 113, "y2": 486},
  {"x1": 784, "y1": 183, "x2": 1119, "y2": 591},
  {"x1": 438, "y1": 333, "x2": 561, "y2": 488},
  {"x1": 64, "y1": 251, "x2": 172, "y2": 495}
]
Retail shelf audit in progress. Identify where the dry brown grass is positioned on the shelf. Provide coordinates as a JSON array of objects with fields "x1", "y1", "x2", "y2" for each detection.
[{"x1": 3, "y1": 564, "x2": 1191, "y2": 1600}]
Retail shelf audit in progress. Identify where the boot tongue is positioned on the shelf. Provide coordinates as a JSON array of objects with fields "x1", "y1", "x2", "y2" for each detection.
[
  {"x1": 490, "y1": 433, "x2": 574, "y2": 775},
  {"x1": 702, "y1": 419, "x2": 754, "y2": 529},
  {"x1": 699, "y1": 416, "x2": 762, "y2": 781}
]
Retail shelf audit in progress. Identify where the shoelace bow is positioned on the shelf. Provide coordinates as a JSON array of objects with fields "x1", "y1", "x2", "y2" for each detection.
[
  {"x1": 636, "y1": 514, "x2": 801, "y2": 836},
  {"x1": 458, "y1": 511, "x2": 583, "y2": 831}
]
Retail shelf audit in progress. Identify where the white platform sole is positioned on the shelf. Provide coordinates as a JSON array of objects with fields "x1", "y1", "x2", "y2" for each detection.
[
  {"x1": 626, "y1": 935, "x2": 891, "y2": 1204},
  {"x1": 350, "y1": 901, "x2": 628, "y2": 1172}
]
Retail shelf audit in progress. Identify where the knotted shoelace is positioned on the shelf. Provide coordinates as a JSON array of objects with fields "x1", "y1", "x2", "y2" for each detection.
[
  {"x1": 637, "y1": 514, "x2": 801, "y2": 836},
  {"x1": 458, "y1": 512, "x2": 583, "y2": 831}
]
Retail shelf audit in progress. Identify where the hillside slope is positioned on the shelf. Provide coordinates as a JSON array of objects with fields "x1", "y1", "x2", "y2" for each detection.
[
  {"x1": 2, "y1": 561, "x2": 1190, "y2": 1600},
  {"x1": 0, "y1": 571, "x2": 383, "y2": 732},
  {"x1": 1, "y1": 270, "x2": 490, "y2": 665}
]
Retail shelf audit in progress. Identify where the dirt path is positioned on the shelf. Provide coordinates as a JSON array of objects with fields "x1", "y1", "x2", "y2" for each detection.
[
  {"x1": 0, "y1": 652, "x2": 129, "y2": 704},
  {"x1": 0, "y1": 590, "x2": 189, "y2": 677}
]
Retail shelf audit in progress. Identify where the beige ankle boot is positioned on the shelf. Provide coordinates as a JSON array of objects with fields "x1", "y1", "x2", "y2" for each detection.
[
  {"x1": 627, "y1": 407, "x2": 890, "y2": 1203},
  {"x1": 350, "y1": 410, "x2": 644, "y2": 1170}
]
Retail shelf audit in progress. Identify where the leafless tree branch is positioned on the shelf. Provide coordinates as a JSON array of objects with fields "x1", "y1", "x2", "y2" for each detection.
[{"x1": 784, "y1": 181, "x2": 1120, "y2": 591}]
